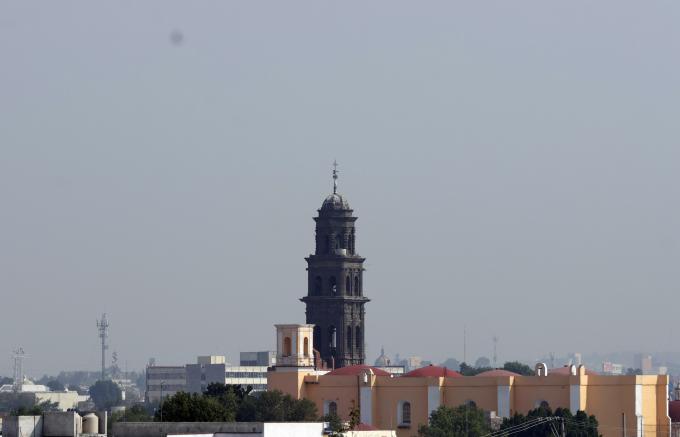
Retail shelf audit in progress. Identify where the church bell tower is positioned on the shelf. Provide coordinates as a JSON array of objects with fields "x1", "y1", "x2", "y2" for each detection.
[{"x1": 301, "y1": 162, "x2": 369, "y2": 369}]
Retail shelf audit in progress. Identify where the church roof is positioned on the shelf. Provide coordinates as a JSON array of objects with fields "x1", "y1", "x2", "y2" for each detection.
[
  {"x1": 403, "y1": 365, "x2": 463, "y2": 378},
  {"x1": 326, "y1": 364, "x2": 390, "y2": 377},
  {"x1": 320, "y1": 193, "x2": 351, "y2": 211}
]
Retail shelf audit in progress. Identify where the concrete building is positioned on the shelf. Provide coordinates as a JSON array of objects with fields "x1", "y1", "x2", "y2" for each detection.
[
  {"x1": 146, "y1": 356, "x2": 272, "y2": 402},
  {"x1": 2, "y1": 411, "x2": 107, "y2": 437},
  {"x1": 186, "y1": 356, "x2": 226, "y2": 394},
  {"x1": 145, "y1": 365, "x2": 186, "y2": 403},
  {"x1": 240, "y1": 351, "x2": 276, "y2": 367},
  {"x1": 601, "y1": 361, "x2": 625, "y2": 375},
  {"x1": 225, "y1": 366, "x2": 268, "y2": 392},
  {"x1": 635, "y1": 353, "x2": 654, "y2": 374},
  {"x1": 268, "y1": 324, "x2": 672, "y2": 437},
  {"x1": 0, "y1": 380, "x2": 85, "y2": 411}
]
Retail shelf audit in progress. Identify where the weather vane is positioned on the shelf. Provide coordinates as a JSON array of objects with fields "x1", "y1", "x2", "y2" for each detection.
[{"x1": 332, "y1": 160, "x2": 339, "y2": 194}]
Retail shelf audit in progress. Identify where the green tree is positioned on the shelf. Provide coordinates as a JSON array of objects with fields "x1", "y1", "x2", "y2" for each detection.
[
  {"x1": 89, "y1": 380, "x2": 122, "y2": 410},
  {"x1": 0, "y1": 376, "x2": 13, "y2": 385},
  {"x1": 46, "y1": 379, "x2": 65, "y2": 391},
  {"x1": 459, "y1": 362, "x2": 491, "y2": 376},
  {"x1": 287, "y1": 398, "x2": 318, "y2": 421},
  {"x1": 13, "y1": 400, "x2": 59, "y2": 416},
  {"x1": 418, "y1": 403, "x2": 491, "y2": 437},
  {"x1": 203, "y1": 383, "x2": 241, "y2": 417},
  {"x1": 441, "y1": 358, "x2": 461, "y2": 371},
  {"x1": 235, "y1": 390, "x2": 317, "y2": 422},
  {"x1": 110, "y1": 404, "x2": 153, "y2": 425},
  {"x1": 156, "y1": 392, "x2": 232, "y2": 422},
  {"x1": 348, "y1": 403, "x2": 361, "y2": 430},
  {"x1": 320, "y1": 412, "x2": 345, "y2": 437},
  {"x1": 500, "y1": 405, "x2": 600, "y2": 437},
  {"x1": 502, "y1": 361, "x2": 534, "y2": 376}
]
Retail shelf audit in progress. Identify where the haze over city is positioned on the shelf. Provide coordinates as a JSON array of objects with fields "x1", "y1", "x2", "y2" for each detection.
[{"x1": 2, "y1": 1, "x2": 680, "y2": 378}]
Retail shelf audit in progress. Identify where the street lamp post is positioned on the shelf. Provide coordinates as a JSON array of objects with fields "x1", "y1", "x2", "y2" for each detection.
[{"x1": 159, "y1": 381, "x2": 165, "y2": 422}]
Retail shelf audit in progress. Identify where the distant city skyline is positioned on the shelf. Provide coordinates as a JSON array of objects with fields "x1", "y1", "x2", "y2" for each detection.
[{"x1": 2, "y1": 1, "x2": 680, "y2": 376}]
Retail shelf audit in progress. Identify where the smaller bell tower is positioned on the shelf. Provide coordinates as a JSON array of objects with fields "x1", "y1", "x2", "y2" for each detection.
[{"x1": 275, "y1": 324, "x2": 315, "y2": 368}]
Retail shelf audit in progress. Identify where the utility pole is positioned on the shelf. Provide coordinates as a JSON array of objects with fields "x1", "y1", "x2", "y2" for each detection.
[
  {"x1": 622, "y1": 412, "x2": 627, "y2": 437},
  {"x1": 96, "y1": 314, "x2": 109, "y2": 380},
  {"x1": 463, "y1": 325, "x2": 467, "y2": 364},
  {"x1": 160, "y1": 381, "x2": 165, "y2": 422},
  {"x1": 12, "y1": 348, "x2": 26, "y2": 392}
]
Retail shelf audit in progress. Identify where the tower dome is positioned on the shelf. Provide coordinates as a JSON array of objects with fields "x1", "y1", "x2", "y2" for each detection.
[
  {"x1": 319, "y1": 160, "x2": 351, "y2": 213},
  {"x1": 321, "y1": 193, "x2": 351, "y2": 211},
  {"x1": 374, "y1": 347, "x2": 391, "y2": 367}
]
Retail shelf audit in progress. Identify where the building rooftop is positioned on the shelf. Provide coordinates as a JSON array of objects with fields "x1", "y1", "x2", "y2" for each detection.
[{"x1": 326, "y1": 364, "x2": 390, "y2": 377}]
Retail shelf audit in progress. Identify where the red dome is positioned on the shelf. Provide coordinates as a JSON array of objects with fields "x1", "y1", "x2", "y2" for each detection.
[
  {"x1": 403, "y1": 365, "x2": 463, "y2": 378},
  {"x1": 326, "y1": 364, "x2": 391, "y2": 376},
  {"x1": 549, "y1": 366, "x2": 599, "y2": 376},
  {"x1": 475, "y1": 369, "x2": 519, "y2": 377},
  {"x1": 669, "y1": 401, "x2": 680, "y2": 422}
]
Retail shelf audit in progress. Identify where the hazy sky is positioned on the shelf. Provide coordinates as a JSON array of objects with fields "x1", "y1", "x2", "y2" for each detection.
[{"x1": 1, "y1": 1, "x2": 679, "y2": 377}]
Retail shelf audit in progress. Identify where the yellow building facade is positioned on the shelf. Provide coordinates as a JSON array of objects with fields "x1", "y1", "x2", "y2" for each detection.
[{"x1": 268, "y1": 325, "x2": 671, "y2": 437}]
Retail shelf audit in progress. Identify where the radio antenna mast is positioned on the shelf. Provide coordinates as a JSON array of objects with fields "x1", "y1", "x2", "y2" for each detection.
[{"x1": 96, "y1": 314, "x2": 109, "y2": 380}]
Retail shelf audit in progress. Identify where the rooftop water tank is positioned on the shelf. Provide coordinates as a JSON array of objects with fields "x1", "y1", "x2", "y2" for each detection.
[{"x1": 82, "y1": 413, "x2": 99, "y2": 434}]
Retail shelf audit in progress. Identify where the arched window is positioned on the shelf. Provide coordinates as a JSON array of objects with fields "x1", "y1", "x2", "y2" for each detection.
[
  {"x1": 283, "y1": 337, "x2": 292, "y2": 357},
  {"x1": 355, "y1": 326, "x2": 361, "y2": 349},
  {"x1": 325, "y1": 235, "x2": 331, "y2": 254},
  {"x1": 328, "y1": 326, "x2": 337, "y2": 349},
  {"x1": 329, "y1": 276, "x2": 337, "y2": 295},
  {"x1": 314, "y1": 276, "x2": 322, "y2": 295},
  {"x1": 335, "y1": 234, "x2": 342, "y2": 250},
  {"x1": 346, "y1": 276, "x2": 351, "y2": 295},
  {"x1": 349, "y1": 230, "x2": 355, "y2": 254},
  {"x1": 354, "y1": 276, "x2": 360, "y2": 296},
  {"x1": 328, "y1": 401, "x2": 338, "y2": 416},
  {"x1": 303, "y1": 337, "x2": 309, "y2": 357},
  {"x1": 402, "y1": 402, "x2": 411, "y2": 424},
  {"x1": 346, "y1": 326, "x2": 353, "y2": 349}
]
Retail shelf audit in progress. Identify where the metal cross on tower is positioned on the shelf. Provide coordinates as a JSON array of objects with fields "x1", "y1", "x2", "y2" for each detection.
[
  {"x1": 332, "y1": 160, "x2": 339, "y2": 194},
  {"x1": 96, "y1": 313, "x2": 109, "y2": 380}
]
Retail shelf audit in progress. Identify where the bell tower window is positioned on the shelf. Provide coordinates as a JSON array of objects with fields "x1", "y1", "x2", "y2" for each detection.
[{"x1": 314, "y1": 276, "x2": 322, "y2": 295}]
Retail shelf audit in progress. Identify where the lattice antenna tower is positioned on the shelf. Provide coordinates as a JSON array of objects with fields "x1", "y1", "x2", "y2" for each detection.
[
  {"x1": 12, "y1": 348, "x2": 26, "y2": 392},
  {"x1": 493, "y1": 336, "x2": 499, "y2": 368},
  {"x1": 96, "y1": 313, "x2": 109, "y2": 380}
]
